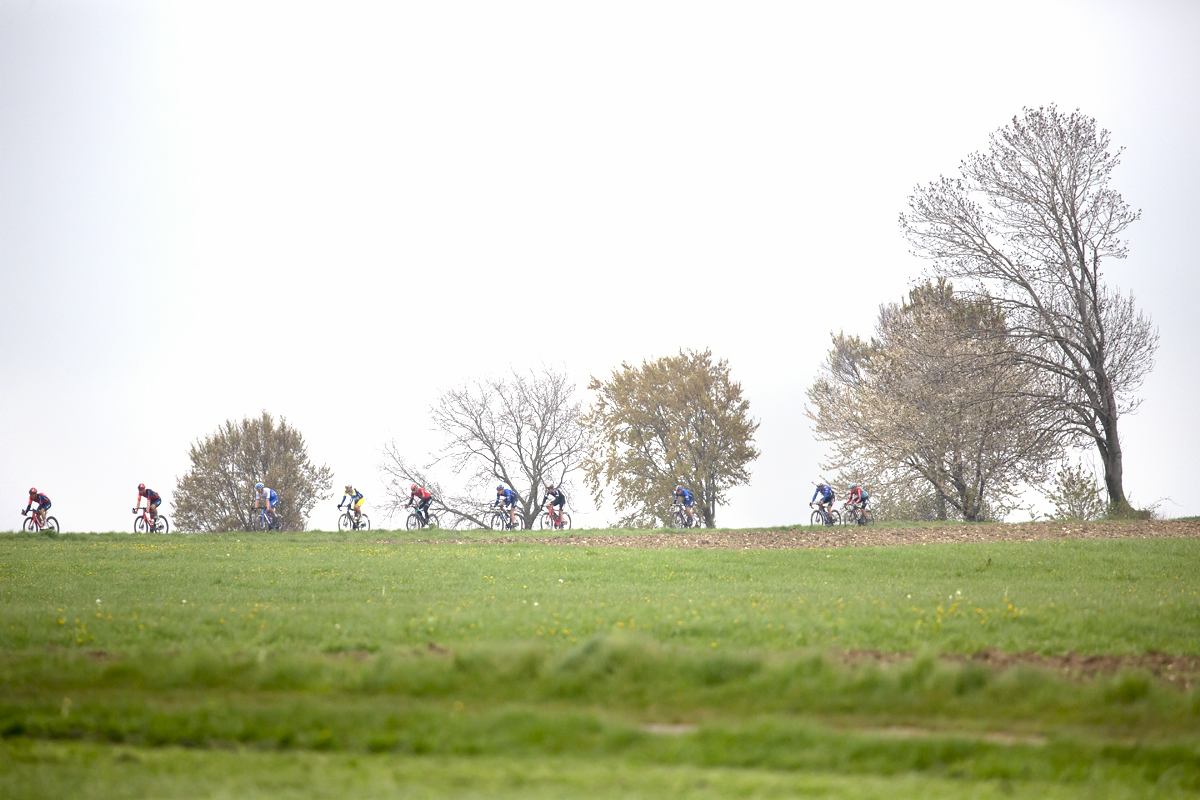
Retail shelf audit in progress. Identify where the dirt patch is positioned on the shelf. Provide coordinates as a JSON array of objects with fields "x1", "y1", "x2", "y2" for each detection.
[
  {"x1": 410, "y1": 519, "x2": 1200, "y2": 552},
  {"x1": 843, "y1": 648, "x2": 1200, "y2": 690},
  {"x1": 642, "y1": 723, "x2": 699, "y2": 735},
  {"x1": 864, "y1": 726, "x2": 1047, "y2": 746}
]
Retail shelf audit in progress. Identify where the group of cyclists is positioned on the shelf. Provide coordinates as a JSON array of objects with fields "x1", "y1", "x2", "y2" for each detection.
[
  {"x1": 492, "y1": 483, "x2": 567, "y2": 529},
  {"x1": 22, "y1": 478, "x2": 872, "y2": 532},
  {"x1": 21, "y1": 482, "x2": 282, "y2": 531},
  {"x1": 810, "y1": 481, "x2": 870, "y2": 525}
]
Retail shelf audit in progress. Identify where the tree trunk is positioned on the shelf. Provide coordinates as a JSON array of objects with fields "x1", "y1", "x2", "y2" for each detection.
[{"x1": 1098, "y1": 415, "x2": 1132, "y2": 516}]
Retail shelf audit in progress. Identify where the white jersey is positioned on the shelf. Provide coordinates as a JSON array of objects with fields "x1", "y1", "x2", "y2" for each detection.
[{"x1": 256, "y1": 487, "x2": 275, "y2": 502}]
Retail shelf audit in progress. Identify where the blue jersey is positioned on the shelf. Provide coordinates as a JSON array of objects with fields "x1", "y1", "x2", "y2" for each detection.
[
  {"x1": 812, "y1": 485, "x2": 834, "y2": 503},
  {"x1": 494, "y1": 489, "x2": 517, "y2": 507},
  {"x1": 675, "y1": 489, "x2": 694, "y2": 507}
]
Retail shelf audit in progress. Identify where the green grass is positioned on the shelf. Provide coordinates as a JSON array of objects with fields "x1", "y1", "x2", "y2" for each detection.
[
  {"x1": 11, "y1": 741, "x2": 1189, "y2": 800},
  {"x1": 4, "y1": 531, "x2": 1197, "y2": 655},
  {"x1": 2, "y1": 530, "x2": 1198, "y2": 797}
]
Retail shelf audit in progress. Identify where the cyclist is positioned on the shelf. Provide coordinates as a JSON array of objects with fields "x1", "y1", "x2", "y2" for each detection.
[
  {"x1": 338, "y1": 484, "x2": 365, "y2": 524},
  {"x1": 135, "y1": 483, "x2": 162, "y2": 525},
  {"x1": 23, "y1": 488, "x2": 51, "y2": 527},
  {"x1": 846, "y1": 484, "x2": 870, "y2": 524},
  {"x1": 407, "y1": 483, "x2": 433, "y2": 526},
  {"x1": 493, "y1": 484, "x2": 518, "y2": 529},
  {"x1": 253, "y1": 482, "x2": 280, "y2": 528},
  {"x1": 810, "y1": 482, "x2": 835, "y2": 525},
  {"x1": 673, "y1": 485, "x2": 695, "y2": 527},
  {"x1": 540, "y1": 483, "x2": 567, "y2": 529},
  {"x1": 847, "y1": 484, "x2": 868, "y2": 509}
]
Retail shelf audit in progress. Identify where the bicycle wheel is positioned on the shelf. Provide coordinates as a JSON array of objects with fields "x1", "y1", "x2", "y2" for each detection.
[
  {"x1": 44, "y1": 517, "x2": 59, "y2": 533},
  {"x1": 671, "y1": 509, "x2": 685, "y2": 528},
  {"x1": 338, "y1": 513, "x2": 353, "y2": 532},
  {"x1": 828, "y1": 509, "x2": 841, "y2": 526},
  {"x1": 358, "y1": 514, "x2": 371, "y2": 531},
  {"x1": 559, "y1": 512, "x2": 571, "y2": 530},
  {"x1": 23, "y1": 517, "x2": 35, "y2": 532},
  {"x1": 425, "y1": 513, "x2": 438, "y2": 529},
  {"x1": 134, "y1": 515, "x2": 150, "y2": 533},
  {"x1": 490, "y1": 512, "x2": 507, "y2": 531},
  {"x1": 154, "y1": 516, "x2": 170, "y2": 534},
  {"x1": 538, "y1": 512, "x2": 551, "y2": 530},
  {"x1": 405, "y1": 513, "x2": 421, "y2": 531},
  {"x1": 810, "y1": 510, "x2": 824, "y2": 526}
]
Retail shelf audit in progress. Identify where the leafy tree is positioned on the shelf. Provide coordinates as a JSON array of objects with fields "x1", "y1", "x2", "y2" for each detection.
[
  {"x1": 174, "y1": 411, "x2": 333, "y2": 532},
  {"x1": 807, "y1": 281, "x2": 1061, "y2": 522},
  {"x1": 380, "y1": 367, "x2": 586, "y2": 530},
  {"x1": 901, "y1": 106, "x2": 1158, "y2": 516},
  {"x1": 582, "y1": 349, "x2": 759, "y2": 528}
]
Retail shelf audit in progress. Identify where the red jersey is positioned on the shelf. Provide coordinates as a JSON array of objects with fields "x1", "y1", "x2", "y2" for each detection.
[{"x1": 411, "y1": 486, "x2": 432, "y2": 501}]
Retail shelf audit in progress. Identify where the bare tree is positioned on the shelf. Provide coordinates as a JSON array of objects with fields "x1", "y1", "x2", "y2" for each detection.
[
  {"x1": 901, "y1": 106, "x2": 1158, "y2": 515},
  {"x1": 379, "y1": 367, "x2": 586, "y2": 530},
  {"x1": 582, "y1": 349, "x2": 760, "y2": 528},
  {"x1": 807, "y1": 282, "x2": 1062, "y2": 522},
  {"x1": 378, "y1": 447, "x2": 495, "y2": 529},
  {"x1": 174, "y1": 411, "x2": 333, "y2": 531}
]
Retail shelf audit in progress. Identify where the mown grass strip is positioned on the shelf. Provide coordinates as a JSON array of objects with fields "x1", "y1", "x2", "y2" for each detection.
[
  {"x1": 13, "y1": 741, "x2": 1190, "y2": 800},
  {"x1": 2, "y1": 700, "x2": 1198, "y2": 794},
  {"x1": 3, "y1": 639, "x2": 1199, "y2": 737}
]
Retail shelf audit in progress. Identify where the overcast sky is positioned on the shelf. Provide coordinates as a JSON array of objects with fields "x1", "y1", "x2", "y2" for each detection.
[{"x1": 2, "y1": 0, "x2": 1197, "y2": 532}]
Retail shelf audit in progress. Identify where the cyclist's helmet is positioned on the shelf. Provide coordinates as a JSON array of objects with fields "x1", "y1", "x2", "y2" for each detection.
[
  {"x1": 410, "y1": 484, "x2": 417, "y2": 492},
  {"x1": 346, "y1": 484, "x2": 352, "y2": 491},
  {"x1": 29, "y1": 488, "x2": 36, "y2": 495},
  {"x1": 138, "y1": 483, "x2": 146, "y2": 492},
  {"x1": 496, "y1": 485, "x2": 504, "y2": 492},
  {"x1": 255, "y1": 482, "x2": 264, "y2": 490},
  {"x1": 675, "y1": 485, "x2": 683, "y2": 494}
]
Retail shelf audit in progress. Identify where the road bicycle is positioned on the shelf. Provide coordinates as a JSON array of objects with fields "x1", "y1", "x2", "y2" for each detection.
[
  {"x1": 669, "y1": 501, "x2": 699, "y2": 529},
  {"x1": 132, "y1": 506, "x2": 170, "y2": 534},
  {"x1": 405, "y1": 503, "x2": 439, "y2": 531},
  {"x1": 252, "y1": 506, "x2": 281, "y2": 531},
  {"x1": 841, "y1": 502, "x2": 872, "y2": 526},
  {"x1": 539, "y1": 502, "x2": 571, "y2": 530},
  {"x1": 490, "y1": 508, "x2": 524, "y2": 531},
  {"x1": 337, "y1": 505, "x2": 371, "y2": 531},
  {"x1": 21, "y1": 510, "x2": 59, "y2": 533},
  {"x1": 810, "y1": 502, "x2": 840, "y2": 526}
]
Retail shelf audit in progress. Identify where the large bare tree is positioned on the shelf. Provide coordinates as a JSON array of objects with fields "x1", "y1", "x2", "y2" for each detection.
[
  {"x1": 807, "y1": 281, "x2": 1062, "y2": 522},
  {"x1": 582, "y1": 349, "x2": 759, "y2": 528},
  {"x1": 380, "y1": 367, "x2": 586, "y2": 530},
  {"x1": 901, "y1": 106, "x2": 1158, "y2": 515},
  {"x1": 174, "y1": 411, "x2": 333, "y2": 531}
]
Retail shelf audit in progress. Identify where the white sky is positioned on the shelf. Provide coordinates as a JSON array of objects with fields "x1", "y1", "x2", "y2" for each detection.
[{"x1": 2, "y1": 0, "x2": 1197, "y2": 531}]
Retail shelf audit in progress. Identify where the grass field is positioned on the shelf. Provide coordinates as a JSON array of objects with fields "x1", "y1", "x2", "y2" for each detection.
[{"x1": 2, "y1": 526, "x2": 1198, "y2": 797}]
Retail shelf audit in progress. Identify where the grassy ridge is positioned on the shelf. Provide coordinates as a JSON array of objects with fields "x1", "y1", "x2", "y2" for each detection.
[{"x1": 2, "y1": 531, "x2": 1199, "y2": 797}]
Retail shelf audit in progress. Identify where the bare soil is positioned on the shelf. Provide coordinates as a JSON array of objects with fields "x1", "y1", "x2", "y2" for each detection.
[
  {"x1": 424, "y1": 518, "x2": 1200, "y2": 551},
  {"x1": 843, "y1": 647, "x2": 1200, "y2": 690}
]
